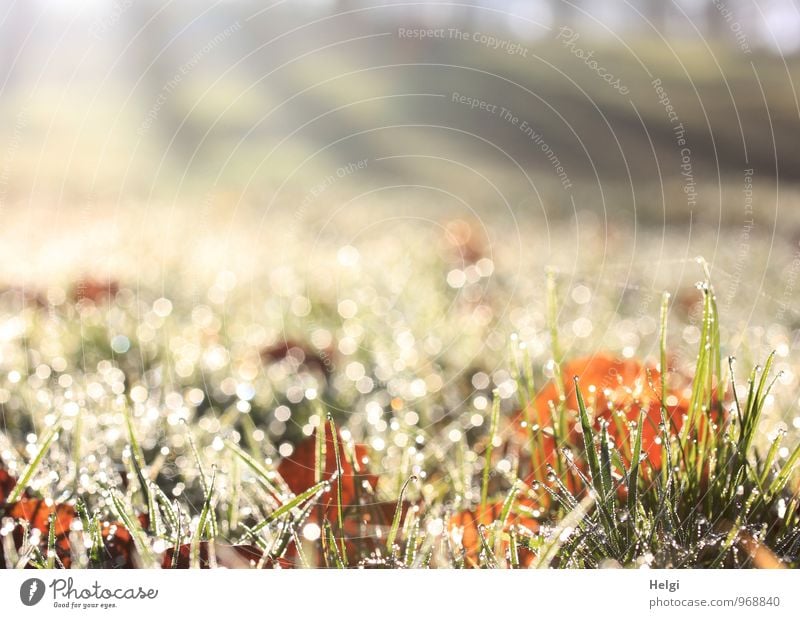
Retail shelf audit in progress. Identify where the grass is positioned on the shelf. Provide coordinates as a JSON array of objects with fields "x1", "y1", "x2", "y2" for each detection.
[{"x1": 0, "y1": 223, "x2": 799, "y2": 569}]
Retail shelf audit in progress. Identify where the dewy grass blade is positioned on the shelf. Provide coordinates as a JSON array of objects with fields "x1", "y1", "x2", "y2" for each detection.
[
  {"x1": 764, "y1": 442, "x2": 800, "y2": 500},
  {"x1": 323, "y1": 520, "x2": 344, "y2": 568},
  {"x1": 656, "y1": 292, "x2": 676, "y2": 513},
  {"x1": 75, "y1": 500, "x2": 92, "y2": 540},
  {"x1": 759, "y1": 430, "x2": 784, "y2": 490},
  {"x1": 6, "y1": 415, "x2": 62, "y2": 503},
  {"x1": 171, "y1": 505, "x2": 182, "y2": 569},
  {"x1": 599, "y1": 421, "x2": 613, "y2": 504},
  {"x1": 511, "y1": 341, "x2": 541, "y2": 483},
  {"x1": 224, "y1": 439, "x2": 281, "y2": 500},
  {"x1": 190, "y1": 466, "x2": 217, "y2": 567},
  {"x1": 109, "y1": 490, "x2": 156, "y2": 567},
  {"x1": 575, "y1": 377, "x2": 602, "y2": 498},
  {"x1": 72, "y1": 407, "x2": 82, "y2": 495},
  {"x1": 153, "y1": 484, "x2": 180, "y2": 531},
  {"x1": 481, "y1": 391, "x2": 501, "y2": 508},
  {"x1": 546, "y1": 270, "x2": 568, "y2": 464},
  {"x1": 46, "y1": 512, "x2": 56, "y2": 569},
  {"x1": 228, "y1": 457, "x2": 241, "y2": 532},
  {"x1": 249, "y1": 480, "x2": 328, "y2": 535},
  {"x1": 498, "y1": 481, "x2": 519, "y2": 529},
  {"x1": 314, "y1": 402, "x2": 327, "y2": 485},
  {"x1": 659, "y1": 292, "x2": 670, "y2": 416},
  {"x1": 145, "y1": 481, "x2": 163, "y2": 537},
  {"x1": 185, "y1": 423, "x2": 217, "y2": 537},
  {"x1": 546, "y1": 268, "x2": 564, "y2": 374},
  {"x1": 477, "y1": 524, "x2": 500, "y2": 568},
  {"x1": 534, "y1": 493, "x2": 595, "y2": 569},
  {"x1": 327, "y1": 413, "x2": 347, "y2": 561},
  {"x1": 386, "y1": 475, "x2": 417, "y2": 554},
  {"x1": 122, "y1": 397, "x2": 151, "y2": 513},
  {"x1": 574, "y1": 377, "x2": 620, "y2": 551},
  {"x1": 743, "y1": 352, "x2": 776, "y2": 455},
  {"x1": 509, "y1": 530, "x2": 520, "y2": 569},
  {"x1": 627, "y1": 408, "x2": 645, "y2": 528},
  {"x1": 404, "y1": 517, "x2": 420, "y2": 567},
  {"x1": 90, "y1": 512, "x2": 103, "y2": 565}
]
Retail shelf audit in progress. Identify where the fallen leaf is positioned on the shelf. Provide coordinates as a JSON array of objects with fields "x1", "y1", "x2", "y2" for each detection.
[
  {"x1": 261, "y1": 340, "x2": 334, "y2": 376},
  {"x1": 517, "y1": 354, "x2": 691, "y2": 473},
  {"x1": 72, "y1": 278, "x2": 119, "y2": 303},
  {"x1": 0, "y1": 468, "x2": 16, "y2": 503},
  {"x1": 0, "y1": 467, "x2": 143, "y2": 569},
  {"x1": 277, "y1": 425, "x2": 378, "y2": 521},
  {"x1": 448, "y1": 500, "x2": 539, "y2": 568}
]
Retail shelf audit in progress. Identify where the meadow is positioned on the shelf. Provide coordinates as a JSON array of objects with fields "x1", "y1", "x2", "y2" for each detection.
[{"x1": 1, "y1": 209, "x2": 798, "y2": 569}]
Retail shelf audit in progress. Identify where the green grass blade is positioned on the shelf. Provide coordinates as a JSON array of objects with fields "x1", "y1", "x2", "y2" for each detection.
[
  {"x1": 190, "y1": 466, "x2": 217, "y2": 567},
  {"x1": 481, "y1": 391, "x2": 500, "y2": 508},
  {"x1": 224, "y1": 439, "x2": 281, "y2": 499},
  {"x1": 46, "y1": 512, "x2": 57, "y2": 569},
  {"x1": 6, "y1": 416, "x2": 62, "y2": 503},
  {"x1": 109, "y1": 489, "x2": 156, "y2": 567},
  {"x1": 386, "y1": 475, "x2": 416, "y2": 553},
  {"x1": 249, "y1": 480, "x2": 328, "y2": 535},
  {"x1": 627, "y1": 408, "x2": 645, "y2": 528},
  {"x1": 327, "y1": 413, "x2": 347, "y2": 562},
  {"x1": 575, "y1": 377, "x2": 602, "y2": 497}
]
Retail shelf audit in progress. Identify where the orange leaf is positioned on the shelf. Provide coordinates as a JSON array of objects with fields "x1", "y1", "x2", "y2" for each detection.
[
  {"x1": 277, "y1": 425, "x2": 378, "y2": 521},
  {"x1": 0, "y1": 468, "x2": 16, "y2": 504},
  {"x1": 518, "y1": 354, "x2": 691, "y2": 472},
  {"x1": 448, "y1": 500, "x2": 539, "y2": 568}
]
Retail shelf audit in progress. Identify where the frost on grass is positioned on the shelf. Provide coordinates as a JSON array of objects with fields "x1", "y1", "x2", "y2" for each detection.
[{"x1": 0, "y1": 224, "x2": 799, "y2": 569}]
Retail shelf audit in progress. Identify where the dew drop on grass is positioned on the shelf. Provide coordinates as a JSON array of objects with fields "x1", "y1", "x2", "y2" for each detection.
[
  {"x1": 426, "y1": 519, "x2": 444, "y2": 536},
  {"x1": 303, "y1": 523, "x2": 321, "y2": 541}
]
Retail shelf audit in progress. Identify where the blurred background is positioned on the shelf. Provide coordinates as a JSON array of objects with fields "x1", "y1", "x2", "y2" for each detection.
[
  {"x1": 1, "y1": 0, "x2": 799, "y2": 328},
  {"x1": 0, "y1": 0, "x2": 798, "y2": 212}
]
